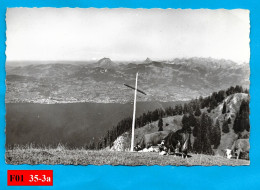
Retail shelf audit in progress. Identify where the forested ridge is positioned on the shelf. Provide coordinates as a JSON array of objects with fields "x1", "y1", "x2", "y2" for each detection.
[{"x1": 88, "y1": 85, "x2": 249, "y2": 154}]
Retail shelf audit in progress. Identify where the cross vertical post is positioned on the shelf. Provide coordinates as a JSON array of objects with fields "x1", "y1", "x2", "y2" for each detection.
[{"x1": 130, "y1": 72, "x2": 138, "y2": 152}]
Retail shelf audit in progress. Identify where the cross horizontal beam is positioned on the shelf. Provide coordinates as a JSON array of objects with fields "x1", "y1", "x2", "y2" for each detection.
[{"x1": 124, "y1": 84, "x2": 147, "y2": 95}]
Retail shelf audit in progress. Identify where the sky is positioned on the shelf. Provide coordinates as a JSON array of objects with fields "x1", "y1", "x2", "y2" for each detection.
[{"x1": 6, "y1": 8, "x2": 250, "y2": 64}]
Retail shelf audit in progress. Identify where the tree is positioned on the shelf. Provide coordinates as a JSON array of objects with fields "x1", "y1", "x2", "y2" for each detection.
[
  {"x1": 183, "y1": 103, "x2": 189, "y2": 114},
  {"x1": 200, "y1": 113, "x2": 213, "y2": 154},
  {"x1": 175, "y1": 104, "x2": 183, "y2": 115},
  {"x1": 210, "y1": 119, "x2": 221, "y2": 149},
  {"x1": 165, "y1": 107, "x2": 175, "y2": 116},
  {"x1": 193, "y1": 112, "x2": 213, "y2": 154},
  {"x1": 192, "y1": 118, "x2": 200, "y2": 137},
  {"x1": 182, "y1": 114, "x2": 190, "y2": 132},
  {"x1": 226, "y1": 86, "x2": 235, "y2": 96},
  {"x1": 158, "y1": 118, "x2": 163, "y2": 131},
  {"x1": 233, "y1": 100, "x2": 250, "y2": 133},
  {"x1": 210, "y1": 96, "x2": 218, "y2": 111},
  {"x1": 227, "y1": 117, "x2": 231, "y2": 124},
  {"x1": 222, "y1": 102, "x2": 227, "y2": 114},
  {"x1": 211, "y1": 92, "x2": 218, "y2": 106},
  {"x1": 189, "y1": 113, "x2": 197, "y2": 128},
  {"x1": 216, "y1": 90, "x2": 225, "y2": 103},
  {"x1": 234, "y1": 85, "x2": 243, "y2": 93},
  {"x1": 194, "y1": 106, "x2": 201, "y2": 116},
  {"x1": 222, "y1": 120, "x2": 230, "y2": 133},
  {"x1": 152, "y1": 109, "x2": 159, "y2": 122},
  {"x1": 181, "y1": 113, "x2": 195, "y2": 133}
]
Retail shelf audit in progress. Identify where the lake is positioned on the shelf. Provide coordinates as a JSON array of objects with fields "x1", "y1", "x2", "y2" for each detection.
[{"x1": 6, "y1": 101, "x2": 183, "y2": 148}]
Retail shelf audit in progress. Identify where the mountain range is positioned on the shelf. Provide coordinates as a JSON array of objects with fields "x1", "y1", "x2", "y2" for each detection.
[{"x1": 6, "y1": 57, "x2": 250, "y2": 103}]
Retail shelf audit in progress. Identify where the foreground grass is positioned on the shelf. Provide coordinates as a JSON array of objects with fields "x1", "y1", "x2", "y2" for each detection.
[{"x1": 6, "y1": 147, "x2": 249, "y2": 166}]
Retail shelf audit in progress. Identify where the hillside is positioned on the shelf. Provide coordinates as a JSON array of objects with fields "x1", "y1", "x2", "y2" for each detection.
[
  {"x1": 209, "y1": 93, "x2": 250, "y2": 155},
  {"x1": 6, "y1": 57, "x2": 249, "y2": 103},
  {"x1": 110, "y1": 92, "x2": 250, "y2": 156},
  {"x1": 110, "y1": 115, "x2": 183, "y2": 151}
]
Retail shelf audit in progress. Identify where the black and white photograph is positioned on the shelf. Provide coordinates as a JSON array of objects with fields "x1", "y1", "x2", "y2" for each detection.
[{"x1": 5, "y1": 8, "x2": 250, "y2": 165}]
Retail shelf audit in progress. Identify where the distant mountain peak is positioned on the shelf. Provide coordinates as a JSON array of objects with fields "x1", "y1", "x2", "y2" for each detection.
[
  {"x1": 99, "y1": 57, "x2": 111, "y2": 62},
  {"x1": 96, "y1": 57, "x2": 115, "y2": 68},
  {"x1": 144, "y1": 57, "x2": 152, "y2": 63}
]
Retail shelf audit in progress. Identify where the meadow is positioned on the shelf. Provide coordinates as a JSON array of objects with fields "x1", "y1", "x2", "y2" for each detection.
[{"x1": 6, "y1": 145, "x2": 249, "y2": 166}]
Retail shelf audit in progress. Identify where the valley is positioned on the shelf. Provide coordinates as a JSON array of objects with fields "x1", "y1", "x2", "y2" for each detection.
[{"x1": 6, "y1": 57, "x2": 249, "y2": 104}]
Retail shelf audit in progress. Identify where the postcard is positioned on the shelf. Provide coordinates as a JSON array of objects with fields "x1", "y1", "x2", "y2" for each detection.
[{"x1": 5, "y1": 8, "x2": 250, "y2": 166}]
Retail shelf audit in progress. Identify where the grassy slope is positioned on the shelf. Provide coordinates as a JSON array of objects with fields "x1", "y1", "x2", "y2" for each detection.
[
  {"x1": 111, "y1": 93, "x2": 249, "y2": 157},
  {"x1": 110, "y1": 115, "x2": 184, "y2": 150},
  {"x1": 6, "y1": 148, "x2": 249, "y2": 166}
]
